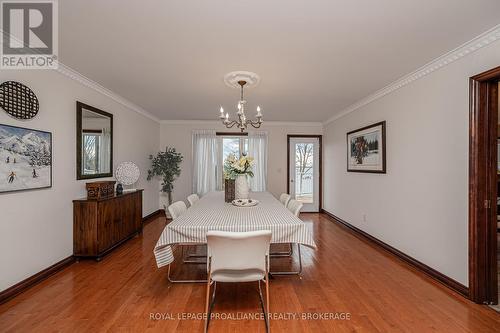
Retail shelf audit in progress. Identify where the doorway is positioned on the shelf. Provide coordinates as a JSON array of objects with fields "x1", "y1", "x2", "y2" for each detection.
[
  {"x1": 469, "y1": 66, "x2": 500, "y2": 305},
  {"x1": 287, "y1": 135, "x2": 322, "y2": 212}
]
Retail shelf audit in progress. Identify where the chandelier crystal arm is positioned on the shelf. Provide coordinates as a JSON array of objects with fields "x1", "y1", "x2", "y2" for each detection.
[{"x1": 223, "y1": 120, "x2": 240, "y2": 129}]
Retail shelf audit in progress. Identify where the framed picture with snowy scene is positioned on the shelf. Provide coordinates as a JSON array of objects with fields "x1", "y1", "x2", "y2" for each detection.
[
  {"x1": 347, "y1": 121, "x2": 386, "y2": 173},
  {"x1": 0, "y1": 123, "x2": 52, "y2": 193}
]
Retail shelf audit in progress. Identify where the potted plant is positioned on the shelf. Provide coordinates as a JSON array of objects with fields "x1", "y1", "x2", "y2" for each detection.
[{"x1": 147, "y1": 147, "x2": 183, "y2": 207}]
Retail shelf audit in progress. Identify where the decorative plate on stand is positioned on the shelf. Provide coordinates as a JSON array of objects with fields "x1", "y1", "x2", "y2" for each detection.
[{"x1": 115, "y1": 162, "x2": 140, "y2": 191}]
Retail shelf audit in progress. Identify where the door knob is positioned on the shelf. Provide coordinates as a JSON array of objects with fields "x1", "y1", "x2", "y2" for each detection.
[{"x1": 290, "y1": 179, "x2": 294, "y2": 183}]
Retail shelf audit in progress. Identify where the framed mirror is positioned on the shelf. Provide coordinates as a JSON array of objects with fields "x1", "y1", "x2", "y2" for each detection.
[{"x1": 76, "y1": 101, "x2": 113, "y2": 180}]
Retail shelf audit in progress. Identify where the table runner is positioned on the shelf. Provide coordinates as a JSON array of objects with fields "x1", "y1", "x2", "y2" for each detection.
[{"x1": 154, "y1": 191, "x2": 316, "y2": 268}]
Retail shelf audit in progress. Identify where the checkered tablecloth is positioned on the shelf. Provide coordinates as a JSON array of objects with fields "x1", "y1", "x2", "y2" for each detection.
[{"x1": 154, "y1": 191, "x2": 316, "y2": 268}]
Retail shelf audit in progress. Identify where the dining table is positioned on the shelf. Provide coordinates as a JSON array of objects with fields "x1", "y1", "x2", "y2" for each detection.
[{"x1": 153, "y1": 191, "x2": 316, "y2": 282}]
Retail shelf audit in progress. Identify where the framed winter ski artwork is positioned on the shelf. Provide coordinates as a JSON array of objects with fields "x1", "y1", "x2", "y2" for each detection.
[
  {"x1": 0, "y1": 123, "x2": 52, "y2": 193},
  {"x1": 347, "y1": 121, "x2": 386, "y2": 173}
]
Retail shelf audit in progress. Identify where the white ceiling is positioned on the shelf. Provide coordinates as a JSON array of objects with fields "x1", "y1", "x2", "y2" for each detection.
[{"x1": 59, "y1": 0, "x2": 500, "y2": 122}]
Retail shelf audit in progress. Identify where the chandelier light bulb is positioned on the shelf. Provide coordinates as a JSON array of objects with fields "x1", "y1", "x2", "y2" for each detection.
[
  {"x1": 225, "y1": 112, "x2": 229, "y2": 120},
  {"x1": 220, "y1": 106, "x2": 224, "y2": 114}
]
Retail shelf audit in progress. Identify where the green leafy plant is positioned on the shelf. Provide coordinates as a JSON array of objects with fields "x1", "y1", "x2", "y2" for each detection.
[{"x1": 147, "y1": 147, "x2": 183, "y2": 206}]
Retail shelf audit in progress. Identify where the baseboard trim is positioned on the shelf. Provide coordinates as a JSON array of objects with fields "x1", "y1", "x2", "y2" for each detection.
[
  {"x1": 142, "y1": 209, "x2": 166, "y2": 225},
  {"x1": 0, "y1": 256, "x2": 75, "y2": 305},
  {"x1": 0, "y1": 210, "x2": 165, "y2": 305},
  {"x1": 320, "y1": 209, "x2": 470, "y2": 298}
]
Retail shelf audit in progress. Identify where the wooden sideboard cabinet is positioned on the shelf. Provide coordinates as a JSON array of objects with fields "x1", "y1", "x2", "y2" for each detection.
[{"x1": 73, "y1": 189, "x2": 143, "y2": 260}]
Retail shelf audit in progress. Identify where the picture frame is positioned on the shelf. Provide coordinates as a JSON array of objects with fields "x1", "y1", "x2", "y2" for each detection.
[
  {"x1": 0, "y1": 123, "x2": 52, "y2": 193},
  {"x1": 347, "y1": 121, "x2": 386, "y2": 173}
]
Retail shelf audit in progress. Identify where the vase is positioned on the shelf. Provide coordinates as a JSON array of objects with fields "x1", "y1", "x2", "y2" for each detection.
[
  {"x1": 116, "y1": 183, "x2": 123, "y2": 195},
  {"x1": 235, "y1": 174, "x2": 249, "y2": 199},
  {"x1": 224, "y1": 179, "x2": 235, "y2": 202}
]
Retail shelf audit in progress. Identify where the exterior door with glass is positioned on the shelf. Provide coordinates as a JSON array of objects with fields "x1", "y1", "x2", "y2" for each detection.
[{"x1": 289, "y1": 137, "x2": 320, "y2": 212}]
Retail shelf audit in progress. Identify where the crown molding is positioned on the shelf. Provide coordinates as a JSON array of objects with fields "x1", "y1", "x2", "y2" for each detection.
[
  {"x1": 55, "y1": 62, "x2": 160, "y2": 123},
  {"x1": 1, "y1": 27, "x2": 160, "y2": 122},
  {"x1": 160, "y1": 119, "x2": 323, "y2": 127},
  {"x1": 324, "y1": 23, "x2": 500, "y2": 126}
]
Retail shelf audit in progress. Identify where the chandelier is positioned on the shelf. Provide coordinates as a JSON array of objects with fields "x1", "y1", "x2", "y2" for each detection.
[{"x1": 219, "y1": 76, "x2": 263, "y2": 132}]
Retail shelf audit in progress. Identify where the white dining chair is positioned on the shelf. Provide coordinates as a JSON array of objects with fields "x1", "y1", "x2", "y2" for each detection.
[
  {"x1": 287, "y1": 199, "x2": 303, "y2": 217},
  {"x1": 187, "y1": 194, "x2": 200, "y2": 206},
  {"x1": 279, "y1": 193, "x2": 291, "y2": 207},
  {"x1": 167, "y1": 200, "x2": 205, "y2": 265},
  {"x1": 205, "y1": 230, "x2": 272, "y2": 333},
  {"x1": 271, "y1": 194, "x2": 295, "y2": 258},
  {"x1": 167, "y1": 201, "x2": 187, "y2": 219}
]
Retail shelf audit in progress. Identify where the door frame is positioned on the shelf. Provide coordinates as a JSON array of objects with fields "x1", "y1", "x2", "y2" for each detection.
[
  {"x1": 287, "y1": 134, "x2": 323, "y2": 212},
  {"x1": 469, "y1": 66, "x2": 500, "y2": 304}
]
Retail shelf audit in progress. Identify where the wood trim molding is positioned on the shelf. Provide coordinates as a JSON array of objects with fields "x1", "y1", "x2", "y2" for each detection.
[
  {"x1": 0, "y1": 256, "x2": 75, "y2": 305},
  {"x1": 216, "y1": 132, "x2": 248, "y2": 136},
  {"x1": 287, "y1": 135, "x2": 323, "y2": 212},
  {"x1": 142, "y1": 209, "x2": 166, "y2": 225},
  {"x1": 321, "y1": 209, "x2": 469, "y2": 298},
  {"x1": 468, "y1": 66, "x2": 500, "y2": 304},
  {"x1": 324, "y1": 24, "x2": 500, "y2": 125}
]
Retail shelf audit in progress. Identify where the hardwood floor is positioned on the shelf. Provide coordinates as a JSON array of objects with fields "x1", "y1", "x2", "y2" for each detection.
[
  {"x1": 0, "y1": 213, "x2": 499, "y2": 332},
  {"x1": 490, "y1": 231, "x2": 500, "y2": 312}
]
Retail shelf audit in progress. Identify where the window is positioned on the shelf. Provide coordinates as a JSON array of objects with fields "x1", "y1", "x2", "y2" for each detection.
[
  {"x1": 82, "y1": 133, "x2": 100, "y2": 174},
  {"x1": 294, "y1": 143, "x2": 314, "y2": 203},
  {"x1": 192, "y1": 131, "x2": 266, "y2": 195},
  {"x1": 219, "y1": 135, "x2": 248, "y2": 188},
  {"x1": 221, "y1": 136, "x2": 248, "y2": 161}
]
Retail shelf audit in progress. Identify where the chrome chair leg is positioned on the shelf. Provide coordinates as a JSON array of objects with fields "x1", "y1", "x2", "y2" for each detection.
[
  {"x1": 270, "y1": 243, "x2": 302, "y2": 276},
  {"x1": 204, "y1": 259, "x2": 213, "y2": 333},
  {"x1": 258, "y1": 280, "x2": 270, "y2": 333},
  {"x1": 206, "y1": 281, "x2": 216, "y2": 331}
]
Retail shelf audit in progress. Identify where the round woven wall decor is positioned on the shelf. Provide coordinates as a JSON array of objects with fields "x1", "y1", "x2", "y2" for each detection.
[
  {"x1": 115, "y1": 162, "x2": 140, "y2": 186},
  {"x1": 0, "y1": 81, "x2": 39, "y2": 120}
]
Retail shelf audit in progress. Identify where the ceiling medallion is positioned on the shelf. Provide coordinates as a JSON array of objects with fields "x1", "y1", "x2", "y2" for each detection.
[
  {"x1": 223, "y1": 71, "x2": 260, "y2": 89},
  {"x1": 219, "y1": 71, "x2": 263, "y2": 132}
]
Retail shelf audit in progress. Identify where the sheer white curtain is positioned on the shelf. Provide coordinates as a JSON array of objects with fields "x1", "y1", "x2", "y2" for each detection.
[
  {"x1": 99, "y1": 127, "x2": 111, "y2": 173},
  {"x1": 192, "y1": 130, "x2": 220, "y2": 196},
  {"x1": 248, "y1": 131, "x2": 268, "y2": 192}
]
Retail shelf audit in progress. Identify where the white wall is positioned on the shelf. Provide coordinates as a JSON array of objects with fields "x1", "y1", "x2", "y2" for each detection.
[
  {"x1": 159, "y1": 121, "x2": 323, "y2": 207},
  {"x1": 0, "y1": 69, "x2": 160, "y2": 291},
  {"x1": 323, "y1": 40, "x2": 500, "y2": 287}
]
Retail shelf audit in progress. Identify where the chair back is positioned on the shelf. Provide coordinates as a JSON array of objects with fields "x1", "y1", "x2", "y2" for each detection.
[
  {"x1": 187, "y1": 194, "x2": 200, "y2": 206},
  {"x1": 279, "y1": 193, "x2": 291, "y2": 207},
  {"x1": 168, "y1": 201, "x2": 187, "y2": 219},
  {"x1": 287, "y1": 199, "x2": 303, "y2": 217},
  {"x1": 207, "y1": 230, "x2": 271, "y2": 274}
]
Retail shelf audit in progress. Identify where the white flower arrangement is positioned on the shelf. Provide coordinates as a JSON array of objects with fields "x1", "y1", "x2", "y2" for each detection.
[{"x1": 223, "y1": 153, "x2": 254, "y2": 179}]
